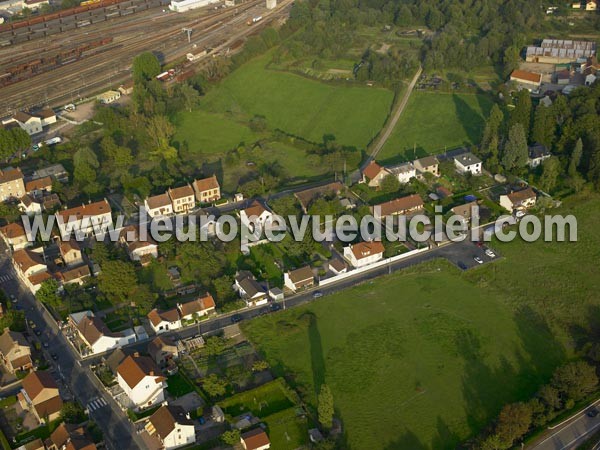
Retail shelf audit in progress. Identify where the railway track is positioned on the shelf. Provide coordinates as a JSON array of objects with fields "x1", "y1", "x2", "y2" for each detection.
[{"x1": 0, "y1": 0, "x2": 273, "y2": 113}]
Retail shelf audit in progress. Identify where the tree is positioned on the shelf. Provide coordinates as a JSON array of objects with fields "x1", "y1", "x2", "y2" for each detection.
[
  {"x1": 481, "y1": 104, "x2": 504, "y2": 158},
  {"x1": 176, "y1": 83, "x2": 201, "y2": 113},
  {"x1": 502, "y1": 124, "x2": 528, "y2": 172},
  {"x1": 252, "y1": 360, "x2": 269, "y2": 372},
  {"x1": 97, "y1": 260, "x2": 137, "y2": 303},
  {"x1": 0, "y1": 203, "x2": 21, "y2": 223},
  {"x1": 539, "y1": 157, "x2": 561, "y2": 192},
  {"x1": 551, "y1": 361, "x2": 598, "y2": 402},
  {"x1": 537, "y1": 384, "x2": 562, "y2": 412},
  {"x1": 146, "y1": 116, "x2": 178, "y2": 162},
  {"x1": 60, "y1": 402, "x2": 86, "y2": 424},
  {"x1": 380, "y1": 174, "x2": 400, "y2": 194},
  {"x1": 202, "y1": 374, "x2": 228, "y2": 397},
  {"x1": 509, "y1": 90, "x2": 532, "y2": 138},
  {"x1": 318, "y1": 384, "x2": 334, "y2": 429},
  {"x1": 531, "y1": 105, "x2": 555, "y2": 147},
  {"x1": 221, "y1": 429, "x2": 240, "y2": 446},
  {"x1": 204, "y1": 336, "x2": 228, "y2": 357},
  {"x1": 36, "y1": 279, "x2": 62, "y2": 311},
  {"x1": 495, "y1": 402, "x2": 532, "y2": 447},
  {"x1": 568, "y1": 138, "x2": 583, "y2": 178},
  {"x1": 132, "y1": 52, "x2": 161, "y2": 83},
  {"x1": 130, "y1": 285, "x2": 155, "y2": 316}
]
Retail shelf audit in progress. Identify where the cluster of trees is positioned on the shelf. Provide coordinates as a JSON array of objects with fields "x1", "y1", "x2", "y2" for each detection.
[
  {"x1": 355, "y1": 48, "x2": 419, "y2": 85},
  {"x1": 478, "y1": 82, "x2": 600, "y2": 193},
  {"x1": 475, "y1": 360, "x2": 598, "y2": 449},
  {"x1": 0, "y1": 127, "x2": 31, "y2": 161}
]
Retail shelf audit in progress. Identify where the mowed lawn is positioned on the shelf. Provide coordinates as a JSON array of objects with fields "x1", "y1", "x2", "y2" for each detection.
[
  {"x1": 243, "y1": 265, "x2": 559, "y2": 449},
  {"x1": 201, "y1": 54, "x2": 394, "y2": 148},
  {"x1": 379, "y1": 92, "x2": 493, "y2": 163}
]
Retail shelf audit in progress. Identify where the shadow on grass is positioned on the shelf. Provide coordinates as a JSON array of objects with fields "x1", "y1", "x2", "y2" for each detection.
[
  {"x1": 305, "y1": 312, "x2": 326, "y2": 395},
  {"x1": 452, "y1": 94, "x2": 485, "y2": 147}
]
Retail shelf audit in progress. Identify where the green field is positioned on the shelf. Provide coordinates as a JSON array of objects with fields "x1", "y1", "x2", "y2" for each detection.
[
  {"x1": 244, "y1": 194, "x2": 600, "y2": 449},
  {"x1": 201, "y1": 54, "x2": 394, "y2": 149},
  {"x1": 379, "y1": 92, "x2": 493, "y2": 164}
]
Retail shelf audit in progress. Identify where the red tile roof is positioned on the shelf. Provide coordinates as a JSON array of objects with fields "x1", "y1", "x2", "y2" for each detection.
[
  {"x1": 510, "y1": 69, "x2": 542, "y2": 84},
  {"x1": 374, "y1": 194, "x2": 424, "y2": 216},
  {"x1": 56, "y1": 199, "x2": 111, "y2": 219},
  {"x1": 193, "y1": 175, "x2": 219, "y2": 193},
  {"x1": 349, "y1": 241, "x2": 385, "y2": 260},
  {"x1": 117, "y1": 354, "x2": 164, "y2": 389},
  {"x1": 363, "y1": 161, "x2": 383, "y2": 180},
  {"x1": 241, "y1": 428, "x2": 271, "y2": 450}
]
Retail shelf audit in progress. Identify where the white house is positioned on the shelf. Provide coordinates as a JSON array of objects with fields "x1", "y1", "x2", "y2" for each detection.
[
  {"x1": 0, "y1": 167, "x2": 25, "y2": 202},
  {"x1": 18, "y1": 195, "x2": 42, "y2": 217},
  {"x1": 75, "y1": 313, "x2": 134, "y2": 355},
  {"x1": 178, "y1": 293, "x2": 216, "y2": 321},
  {"x1": 499, "y1": 188, "x2": 537, "y2": 213},
  {"x1": 454, "y1": 153, "x2": 483, "y2": 175},
  {"x1": 241, "y1": 428, "x2": 271, "y2": 450},
  {"x1": 168, "y1": 185, "x2": 195, "y2": 214},
  {"x1": 147, "y1": 308, "x2": 182, "y2": 335},
  {"x1": 144, "y1": 193, "x2": 174, "y2": 219},
  {"x1": 361, "y1": 161, "x2": 391, "y2": 187},
  {"x1": 284, "y1": 266, "x2": 314, "y2": 292},
  {"x1": 0, "y1": 222, "x2": 32, "y2": 251},
  {"x1": 11, "y1": 112, "x2": 42, "y2": 135},
  {"x1": 119, "y1": 225, "x2": 158, "y2": 263},
  {"x1": 117, "y1": 353, "x2": 166, "y2": 411},
  {"x1": 12, "y1": 248, "x2": 50, "y2": 294},
  {"x1": 528, "y1": 144, "x2": 551, "y2": 168},
  {"x1": 328, "y1": 259, "x2": 347, "y2": 275},
  {"x1": 239, "y1": 201, "x2": 274, "y2": 238},
  {"x1": 586, "y1": 73, "x2": 597, "y2": 86},
  {"x1": 387, "y1": 162, "x2": 416, "y2": 184},
  {"x1": 234, "y1": 271, "x2": 268, "y2": 307},
  {"x1": 145, "y1": 405, "x2": 196, "y2": 449},
  {"x1": 343, "y1": 241, "x2": 385, "y2": 268},
  {"x1": 55, "y1": 199, "x2": 112, "y2": 239}
]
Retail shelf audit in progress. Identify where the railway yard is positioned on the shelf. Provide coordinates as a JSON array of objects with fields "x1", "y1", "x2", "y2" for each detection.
[{"x1": 0, "y1": 0, "x2": 292, "y2": 115}]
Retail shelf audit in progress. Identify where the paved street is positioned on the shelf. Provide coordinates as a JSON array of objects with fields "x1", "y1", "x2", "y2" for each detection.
[
  {"x1": 529, "y1": 403, "x2": 600, "y2": 450},
  {"x1": 0, "y1": 243, "x2": 145, "y2": 450}
]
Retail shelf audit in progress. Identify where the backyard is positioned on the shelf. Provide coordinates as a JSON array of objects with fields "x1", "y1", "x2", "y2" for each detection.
[
  {"x1": 242, "y1": 193, "x2": 600, "y2": 449},
  {"x1": 379, "y1": 91, "x2": 493, "y2": 164}
]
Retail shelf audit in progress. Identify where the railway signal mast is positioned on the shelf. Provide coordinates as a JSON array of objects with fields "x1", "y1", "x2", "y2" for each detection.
[{"x1": 182, "y1": 27, "x2": 193, "y2": 43}]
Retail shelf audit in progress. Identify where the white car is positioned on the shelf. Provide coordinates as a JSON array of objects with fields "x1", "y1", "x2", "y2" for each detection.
[
  {"x1": 473, "y1": 256, "x2": 483, "y2": 264},
  {"x1": 485, "y1": 249, "x2": 496, "y2": 258}
]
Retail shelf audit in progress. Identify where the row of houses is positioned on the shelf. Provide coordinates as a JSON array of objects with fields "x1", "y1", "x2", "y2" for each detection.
[
  {"x1": 147, "y1": 293, "x2": 216, "y2": 335},
  {"x1": 0, "y1": 165, "x2": 63, "y2": 215},
  {"x1": 144, "y1": 175, "x2": 221, "y2": 218}
]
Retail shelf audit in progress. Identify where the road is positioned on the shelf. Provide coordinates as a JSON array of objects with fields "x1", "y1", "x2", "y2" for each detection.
[
  {"x1": 0, "y1": 243, "x2": 145, "y2": 450},
  {"x1": 529, "y1": 402, "x2": 600, "y2": 450}
]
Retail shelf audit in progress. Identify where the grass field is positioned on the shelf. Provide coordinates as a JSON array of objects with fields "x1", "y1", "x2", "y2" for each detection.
[
  {"x1": 244, "y1": 193, "x2": 600, "y2": 449},
  {"x1": 201, "y1": 54, "x2": 394, "y2": 149},
  {"x1": 379, "y1": 92, "x2": 493, "y2": 164}
]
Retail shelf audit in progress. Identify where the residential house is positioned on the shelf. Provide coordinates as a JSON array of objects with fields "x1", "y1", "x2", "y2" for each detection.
[
  {"x1": 16, "y1": 438, "x2": 44, "y2": 450},
  {"x1": 177, "y1": 293, "x2": 216, "y2": 321},
  {"x1": 387, "y1": 162, "x2": 416, "y2": 184},
  {"x1": 499, "y1": 188, "x2": 537, "y2": 213},
  {"x1": 234, "y1": 271, "x2": 268, "y2": 307},
  {"x1": 12, "y1": 111, "x2": 42, "y2": 135},
  {"x1": 284, "y1": 266, "x2": 314, "y2": 292},
  {"x1": 328, "y1": 258, "x2": 347, "y2": 275},
  {"x1": 119, "y1": 225, "x2": 158, "y2": 263},
  {"x1": 240, "y1": 201, "x2": 274, "y2": 238},
  {"x1": 18, "y1": 195, "x2": 42, "y2": 216},
  {"x1": 35, "y1": 108, "x2": 56, "y2": 127},
  {"x1": 454, "y1": 153, "x2": 482, "y2": 175},
  {"x1": 75, "y1": 313, "x2": 133, "y2": 355},
  {"x1": 586, "y1": 0, "x2": 597, "y2": 10},
  {"x1": 371, "y1": 194, "x2": 424, "y2": 220},
  {"x1": 450, "y1": 201, "x2": 479, "y2": 226},
  {"x1": 413, "y1": 156, "x2": 439, "y2": 178},
  {"x1": 117, "y1": 353, "x2": 166, "y2": 410},
  {"x1": 509, "y1": 69, "x2": 542, "y2": 91},
  {"x1": 268, "y1": 288, "x2": 284, "y2": 301},
  {"x1": 362, "y1": 161, "x2": 391, "y2": 187},
  {"x1": 0, "y1": 167, "x2": 25, "y2": 202},
  {"x1": 19, "y1": 371, "x2": 63, "y2": 424},
  {"x1": 144, "y1": 405, "x2": 196, "y2": 450},
  {"x1": 192, "y1": 175, "x2": 221, "y2": 204},
  {"x1": 42, "y1": 193, "x2": 61, "y2": 211},
  {"x1": 586, "y1": 73, "x2": 597, "y2": 86},
  {"x1": 148, "y1": 336, "x2": 179, "y2": 367},
  {"x1": 56, "y1": 264, "x2": 91, "y2": 286},
  {"x1": 12, "y1": 248, "x2": 50, "y2": 294},
  {"x1": 25, "y1": 176, "x2": 52, "y2": 199},
  {"x1": 45, "y1": 422, "x2": 97, "y2": 450},
  {"x1": 59, "y1": 240, "x2": 84, "y2": 267},
  {"x1": 144, "y1": 193, "x2": 174, "y2": 219},
  {"x1": 528, "y1": 143, "x2": 551, "y2": 168},
  {"x1": 168, "y1": 185, "x2": 195, "y2": 214},
  {"x1": 118, "y1": 82, "x2": 134, "y2": 96},
  {"x1": 0, "y1": 328, "x2": 32, "y2": 373},
  {"x1": 0, "y1": 222, "x2": 32, "y2": 250},
  {"x1": 294, "y1": 182, "x2": 343, "y2": 214},
  {"x1": 343, "y1": 241, "x2": 385, "y2": 268},
  {"x1": 147, "y1": 308, "x2": 182, "y2": 335},
  {"x1": 55, "y1": 199, "x2": 112, "y2": 238},
  {"x1": 436, "y1": 186, "x2": 453, "y2": 199},
  {"x1": 241, "y1": 428, "x2": 271, "y2": 450},
  {"x1": 32, "y1": 164, "x2": 68, "y2": 184}
]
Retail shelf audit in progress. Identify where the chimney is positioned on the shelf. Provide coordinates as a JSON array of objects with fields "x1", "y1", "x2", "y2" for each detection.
[
  {"x1": 149, "y1": 370, "x2": 154, "y2": 376},
  {"x1": 133, "y1": 352, "x2": 140, "y2": 358},
  {"x1": 185, "y1": 412, "x2": 191, "y2": 420}
]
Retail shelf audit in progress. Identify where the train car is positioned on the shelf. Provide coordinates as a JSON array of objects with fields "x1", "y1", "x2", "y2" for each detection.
[{"x1": 80, "y1": 0, "x2": 101, "y2": 6}]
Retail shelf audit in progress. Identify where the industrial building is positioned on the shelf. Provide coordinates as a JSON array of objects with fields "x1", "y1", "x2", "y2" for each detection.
[
  {"x1": 168, "y1": 0, "x2": 218, "y2": 13},
  {"x1": 526, "y1": 39, "x2": 596, "y2": 64}
]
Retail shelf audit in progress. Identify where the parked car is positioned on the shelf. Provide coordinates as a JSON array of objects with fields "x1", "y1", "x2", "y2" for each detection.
[
  {"x1": 10, "y1": 294, "x2": 16, "y2": 303},
  {"x1": 50, "y1": 352, "x2": 58, "y2": 360},
  {"x1": 270, "y1": 303, "x2": 282, "y2": 312},
  {"x1": 457, "y1": 261, "x2": 467, "y2": 270},
  {"x1": 485, "y1": 249, "x2": 496, "y2": 258},
  {"x1": 587, "y1": 408, "x2": 598, "y2": 418},
  {"x1": 312, "y1": 291, "x2": 323, "y2": 299},
  {"x1": 231, "y1": 314, "x2": 243, "y2": 324},
  {"x1": 474, "y1": 256, "x2": 483, "y2": 264}
]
